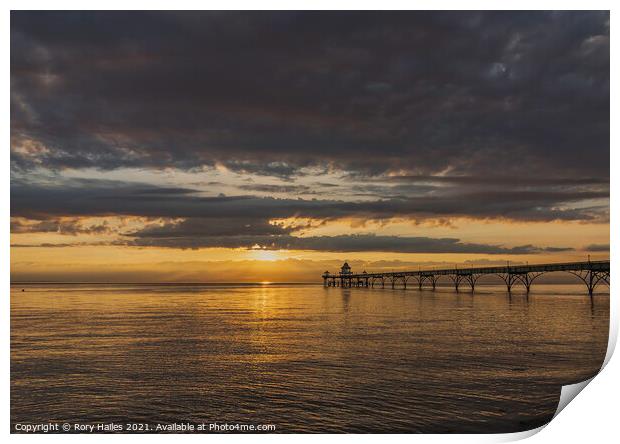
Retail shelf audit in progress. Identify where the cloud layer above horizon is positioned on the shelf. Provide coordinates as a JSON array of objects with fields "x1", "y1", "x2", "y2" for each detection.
[{"x1": 10, "y1": 11, "x2": 609, "y2": 256}]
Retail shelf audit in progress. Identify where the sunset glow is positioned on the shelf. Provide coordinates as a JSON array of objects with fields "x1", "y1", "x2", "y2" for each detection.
[{"x1": 10, "y1": 11, "x2": 609, "y2": 283}]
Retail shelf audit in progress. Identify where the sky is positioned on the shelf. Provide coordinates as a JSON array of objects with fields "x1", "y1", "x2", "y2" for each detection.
[{"x1": 10, "y1": 11, "x2": 609, "y2": 282}]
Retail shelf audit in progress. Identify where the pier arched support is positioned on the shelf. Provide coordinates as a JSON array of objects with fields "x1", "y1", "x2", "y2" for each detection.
[
  {"x1": 449, "y1": 272, "x2": 481, "y2": 292},
  {"x1": 420, "y1": 274, "x2": 438, "y2": 290},
  {"x1": 497, "y1": 273, "x2": 518, "y2": 293},
  {"x1": 370, "y1": 276, "x2": 386, "y2": 288},
  {"x1": 406, "y1": 275, "x2": 422, "y2": 290},
  {"x1": 463, "y1": 273, "x2": 481, "y2": 292},
  {"x1": 497, "y1": 272, "x2": 545, "y2": 293},
  {"x1": 403, "y1": 275, "x2": 410, "y2": 289},
  {"x1": 568, "y1": 270, "x2": 610, "y2": 296},
  {"x1": 449, "y1": 273, "x2": 480, "y2": 292},
  {"x1": 390, "y1": 275, "x2": 407, "y2": 289},
  {"x1": 514, "y1": 272, "x2": 544, "y2": 293},
  {"x1": 449, "y1": 274, "x2": 465, "y2": 292}
]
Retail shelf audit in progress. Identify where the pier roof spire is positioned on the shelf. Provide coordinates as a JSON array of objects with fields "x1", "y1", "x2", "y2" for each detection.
[{"x1": 340, "y1": 262, "x2": 352, "y2": 275}]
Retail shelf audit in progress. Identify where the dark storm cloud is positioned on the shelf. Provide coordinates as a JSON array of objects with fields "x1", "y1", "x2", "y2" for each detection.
[
  {"x1": 349, "y1": 176, "x2": 608, "y2": 199},
  {"x1": 379, "y1": 175, "x2": 609, "y2": 188},
  {"x1": 584, "y1": 243, "x2": 609, "y2": 252},
  {"x1": 11, "y1": 218, "x2": 111, "y2": 235},
  {"x1": 131, "y1": 217, "x2": 293, "y2": 238},
  {"x1": 123, "y1": 233, "x2": 572, "y2": 254},
  {"x1": 237, "y1": 183, "x2": 313, "y2": 194},
  {"x1": 11, "y1": 11, "x2": 609, "y2": 179},
  {"x1": 11, "y1": 178, "x2": 585, "y2": 253},
  {"x1": 10, "y1": 178, "x2": 609, "y2": 223},
  {"x1": 11, "y1": 242, "x2": 110, "y2": 248},
  {"x1": 122, "y1": 216, "x2": 575, "y2": 252}
]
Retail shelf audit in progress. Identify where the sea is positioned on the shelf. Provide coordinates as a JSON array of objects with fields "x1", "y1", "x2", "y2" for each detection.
[{"x1": 10, "y1": 283, "x2": 609, "y2": 433}]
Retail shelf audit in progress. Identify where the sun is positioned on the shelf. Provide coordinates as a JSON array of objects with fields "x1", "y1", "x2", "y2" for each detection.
[{"x1": 251, "y1": 250, "x2": 280, "y2": 261}]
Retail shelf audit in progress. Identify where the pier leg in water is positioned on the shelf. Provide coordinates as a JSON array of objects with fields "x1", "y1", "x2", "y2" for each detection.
[
  {"x1": 498, "y1": 273, "x2": 518, "y2": 294},
  {"x1": 567, "y1": 269, "x2": 609, "y2": 298},
  {"x1": 450, "y1": 274, "x2": 462, "y2": 292},
  {"x1": 465, "y1": 274, "x2": 480, "y2": 293}
]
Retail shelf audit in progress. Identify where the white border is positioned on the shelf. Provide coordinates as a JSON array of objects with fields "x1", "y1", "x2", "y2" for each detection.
[{"x1": 3, "y1": 2, "x2": 617, "y2": 442}]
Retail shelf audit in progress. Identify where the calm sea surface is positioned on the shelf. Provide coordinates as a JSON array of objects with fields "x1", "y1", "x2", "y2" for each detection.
[{"x1": 11, "y1": 283, "x2": 609, "y2": 433}]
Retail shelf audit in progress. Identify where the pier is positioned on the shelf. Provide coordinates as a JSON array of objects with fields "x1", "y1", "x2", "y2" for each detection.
[{"x1": 322, "y1": 260, "x2": 610, "y2": 296}]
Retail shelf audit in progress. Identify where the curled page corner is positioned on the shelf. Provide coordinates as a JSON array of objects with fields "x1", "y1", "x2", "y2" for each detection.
[
  {"x1": 547, "y1": 294, "x2": 620, "y2": 418},
  {"x1": 500, "y1": 376, "x2": 597, "y2": 442},
  {"x1": 550, "y1": 293, "x2": 618, "y2": 420},
  {"x1": 551, "y1": 318, "x2": 614, "y2": 421},
  {"x1": 504, "y1": 321, "x2": 616, "y2": 442},
  {"x1": 553, "y1": 376, "x2": 595, "y2": 419},
  {"x1": 500, "y1": 424, "x2": 546, "y2": 442}
]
